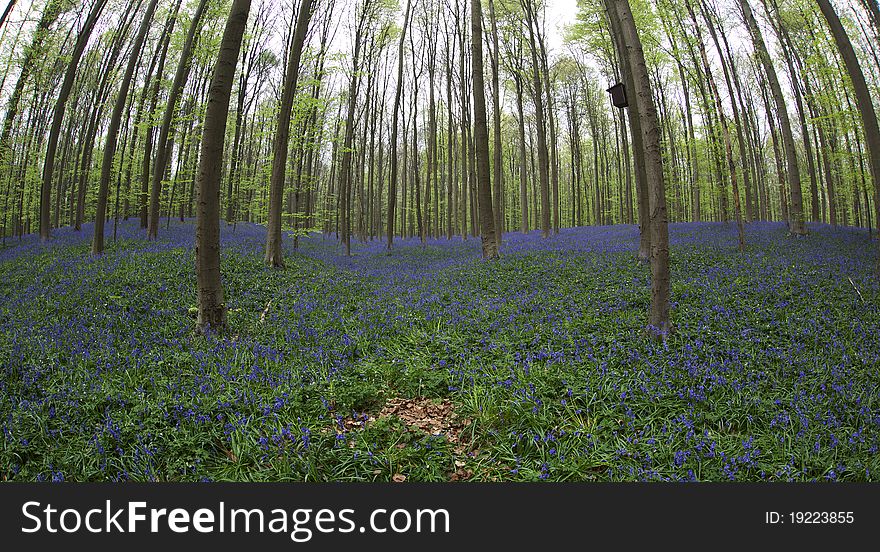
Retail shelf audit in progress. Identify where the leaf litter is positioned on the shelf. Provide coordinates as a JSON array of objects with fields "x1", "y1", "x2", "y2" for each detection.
[{"x1": 332, "y1": 396, "x2": 477, "y2": 481}]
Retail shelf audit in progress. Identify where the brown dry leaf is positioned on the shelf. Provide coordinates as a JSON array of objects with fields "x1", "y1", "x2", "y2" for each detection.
[
  {"x1": 448, "y1": 468, "x2": 473, "y2": 482},
  {"x1": 392, "y1": 473, "x2": 406, "y2": 482}
]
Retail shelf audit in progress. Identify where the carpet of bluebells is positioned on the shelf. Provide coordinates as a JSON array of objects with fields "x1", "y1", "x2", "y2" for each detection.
[{"x1": 1, "y1": 219, "x2": 878, "y2": 482}]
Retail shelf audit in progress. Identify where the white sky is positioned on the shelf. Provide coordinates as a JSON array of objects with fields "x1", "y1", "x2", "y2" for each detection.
[{"x1": 546, "y1": 0, "x2": 580, "y2": 51}]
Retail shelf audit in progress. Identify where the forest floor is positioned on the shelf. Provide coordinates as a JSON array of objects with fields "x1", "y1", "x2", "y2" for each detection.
[{"x1": 1, "y1": 220, "x2": 878, "y2": 481}]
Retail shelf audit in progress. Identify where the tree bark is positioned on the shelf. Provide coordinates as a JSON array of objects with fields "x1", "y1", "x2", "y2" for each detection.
[
  {"x1": 196, "y1": 0, "x2": 252, "y2": 332},
  {"x1": 522, "y1": 0, "x2": 551, "y2": 239},
  {"x1": 488, "y1": 0, "x2": 504, "y2": 247},
  {"x1": 471, "y1": 0, "x2": 498, "y2": 259},
  {"x1": 148, "y1": 0, "x2": 210, "y2": 239},
  {"x1": 515, "y1": 69, "x2": 529, "y2": 234},
  {"x1": 141, "y1": 1, "x2": 181, "y2": 228},
  {"x1": 607, "y1": 0, "x2": 672, "y2": 336},
  {"x1": 689, "y1": 0, "x2": 744, "y2": 250},
  {"x1": 609, "y1": 0, "x2": 650, "y2": 258},
  {"x1": 39, "y1": 0, "x2": 107, "y2": 241}
]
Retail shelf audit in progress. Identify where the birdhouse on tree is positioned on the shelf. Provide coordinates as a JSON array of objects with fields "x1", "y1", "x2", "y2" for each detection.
[{"x1": 606, "y1": 82, "x2": 628, "y2": 108}]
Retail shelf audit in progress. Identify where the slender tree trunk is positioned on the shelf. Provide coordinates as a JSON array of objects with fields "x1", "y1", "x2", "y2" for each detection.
[
  {"x1": 93, "y1": 0, "x2": 157, "y2": 254},
  {"x1": 817, "y1": 0, "x2": 880, "y2": 271},
  {"x1": 265, "y1": 0, "x2": 314, "y2": 266},
  {"x1": 522, "y1": 0, "x2": 551, "y2": 239},
  {"x1": 445, "y1": 21, "x2": 454, "y2": 240},
  {"x1": 761, "y1": 0, "x2": 817, "y2": 223},
  {"x1": 412, "y1": 86, "x2": 423, "y2": 243},
  {"x1": 608, "y1": 0, "x2": 672, "y2": 336},
  {"x1": 515, "y1": 72, "x2": 529, "y2": 234},
  {"x1": 141, "y1": 2, "x2": 181, "y2": 228},
  {"x1": 536, "y1": 23, "x2": 559, "y2": 234},
  {"x1": 488, "y1": 0, "x2": 503, "y2": 247},
  {"x1": 78, "y1": 6, "x2": 134, "y2": 233},
  {"x1": 471, "y1": 0, "x2": 498, "y2": 259},
  {"x1": 340, "y1": 3, "x2": 371, "y2": 256},
  {"x1": 148, "y1": 0, "x2": 209, "y2": 239},
  {"x1": 706, "y1": 0, "x2": 754, "y2": 224},
  {"x1": 609, "y1": 0, "x2": 650, "y2": 258},
  {"x1": 739, "y1": 0, "x2": 806, "y2": 235},
  {"x1": 39, "y1": 0, "x2": 107, "y2": 241},
  {"x1": 689, "y1": 0, "x2": 744, "y2": 250},
  {"x1": 457, "y1": 4, "x2": 469, "y2": 241},
  {"x1": 196, "y1": 0, "x2": 252, "y2": 332}
]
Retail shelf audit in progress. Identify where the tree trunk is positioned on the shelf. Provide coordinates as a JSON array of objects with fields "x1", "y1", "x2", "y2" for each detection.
[
  {"x1": 515, "y1": 71, "x2": 529, "y2": 234},
  {"x1": 339, "y1": 3, "x2": 371, "y2": 256},
  {"x1": 471, "y1": 0, "x2": 497, "y2": 259},
  {"x1": 608, "y1": 0, "x2": 672, "y2": 336},
  {"x1": 816, "y1": 0, "x2": 880, "y2": 271},
  {"x1": 265, "y1": 0, "x2": 314, "y2": 266},
  {"x1": 39, "y1": 0, "x2": 107, "y2": 241},
  {"x1": 739, "y1": 0, "x2": 806, "y2": 235},
  {"x1": 196, "y1": 0, "x2": 252, "y2": 332},
  {"x1": 522, "y1": 0, "x2": 551, "y2": 239},
  {"x1": 445, "y1": 20, "x2": 455, "y2": 240},
  {"x1": 488, "y1": 0, "x2": 504, "y2": 247},
  {"x1": 93, "y1": 0, "x2": 158, "y2": 254},
  {"x1": 148, "y1": 0, "x2": 210, "y2": 239},
  {"x1": 141, "y1": 1, "x2": 181, "y2": 228},
  {"x1": 611, "y1": 0, "x2": 650, "y2": 257},
  {"x1": 689, "y1": 0, "x2": 744, "y2": 250}
]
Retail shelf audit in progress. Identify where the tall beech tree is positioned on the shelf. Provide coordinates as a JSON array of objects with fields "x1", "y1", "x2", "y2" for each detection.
[
  {"x1": 0, "y1": 0, "x2": 61, "y2": 185},
  {"x1": 471, "y1": 0, "x2": 498, "y2": 259},
  {"x1": 816, "y1": 0, "x2": 880, "y2": 272},
  {"x1": 488, "y1": 0, "x2": 503, "y2": 248},
  {"x1": 521, "y1": 0, "x2": 551, "y2": 239},
  {"x1": 196, "y1": 0, "x2": 252, "y2": 332},
  {"x1": 606, "y1": 0, "x2": 672, "y2": 336},
  {"x1": 140, "y1": 0, "x2": 181, "y2": 228},
  {"x1": 606, "y1": 0, "x2": 651, "y2": 260},
  {"x1": 386, "y1": 0, "x2": 412, "y2": 251},
  {"x1": 265, "y1": 0, "x2": 315, "y2": 267},
  {"x1": 147, "y1": 0, "x2": 210, "y2": 240},
  {"x1": 38, "y1": 0, "x2": 107, "y2": 241},
  {"x1": 738, "y1": 0, "x2": 807, "y2": 235},
  {"x1": 93, "y1": 0, "x2": 158, "y2": 255}
]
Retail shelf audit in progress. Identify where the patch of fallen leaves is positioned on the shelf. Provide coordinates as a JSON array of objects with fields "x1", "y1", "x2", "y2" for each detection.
[
  {"x1": 377, "y1": 397, "x2": 463, "y2": 439},
  {"x1": 332, "y1": 396, "x2": 480, "y2": 481}
]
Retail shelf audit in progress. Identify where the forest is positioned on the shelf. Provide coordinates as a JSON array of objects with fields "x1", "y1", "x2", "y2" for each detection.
[{"x1": 0, "y1": 0, "x2": 878, "y2": 482}]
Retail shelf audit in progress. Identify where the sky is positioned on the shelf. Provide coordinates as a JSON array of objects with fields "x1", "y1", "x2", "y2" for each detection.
[
  {"x1": 2, "y1": 0, "x2": 582, "y2": 62},
  {"x1": 546, "y1": 0, "x2": 580, "y2": 52}
]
